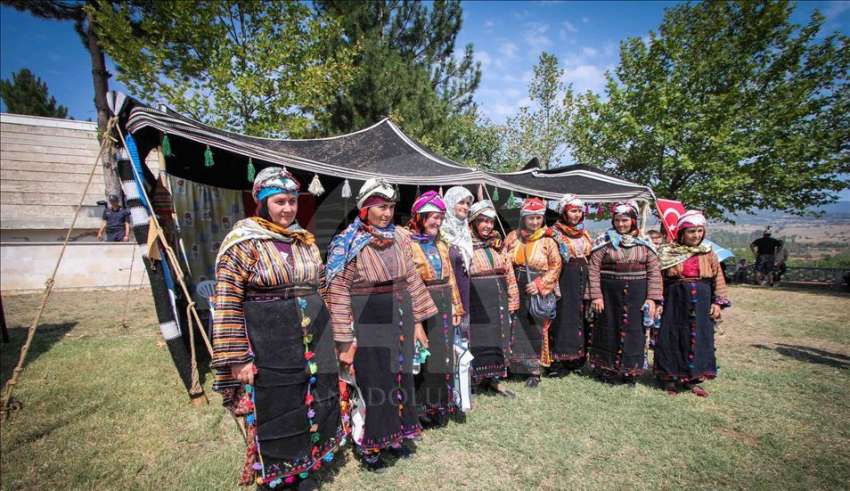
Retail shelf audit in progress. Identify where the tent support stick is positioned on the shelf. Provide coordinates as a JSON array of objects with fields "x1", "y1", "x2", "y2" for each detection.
[
  {"x1": 1, "y1": 117, "x2": 117, "y2": 423},
  {"x1": 121, "y1": 243, "x2": 138, "y2": 328},
  {"x1": 482, "y1": 184, "x2": 508, "y2": 239}
]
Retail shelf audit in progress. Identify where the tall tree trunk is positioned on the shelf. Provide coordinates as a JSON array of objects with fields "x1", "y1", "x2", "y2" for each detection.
[{"x1": 85, "y1": 11, "x2": 121, "y2": 199}]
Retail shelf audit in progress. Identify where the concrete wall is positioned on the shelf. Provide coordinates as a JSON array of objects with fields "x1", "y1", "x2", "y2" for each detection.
[{"x1": 1, "y1": 242, "x2": 149, "y2": 292}]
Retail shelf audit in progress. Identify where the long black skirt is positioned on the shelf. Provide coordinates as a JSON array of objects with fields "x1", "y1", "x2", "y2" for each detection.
[
  {"x1": 415, "y1": 281, "x2": 457, "y2": 418},
  {"x1": 551, "y1": 258, "x2": 588, "y2": 364},
  {"x1": 469, "y1": 274, "x2": 511, "y2": 381},
  {"x1": 244, "y1": 287, "x2": 343, "y2": 484},
  {"x1": 588, "y1": 275, "x2": 647, "y2": 377},
  {"x1": 351, "y1": 283, "x2": 420, "y2": 452},
  {"x1": 654, "y1": 279, "x2": 717, "y2": 384},
  {"x1": 510, "y1": 267, "x2": 547, "y2": 375}
]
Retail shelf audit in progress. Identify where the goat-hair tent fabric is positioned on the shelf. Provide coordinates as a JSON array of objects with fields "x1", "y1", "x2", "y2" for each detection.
[{"x1": 111, "y1": 93, "x2": 653, "y2": 203}]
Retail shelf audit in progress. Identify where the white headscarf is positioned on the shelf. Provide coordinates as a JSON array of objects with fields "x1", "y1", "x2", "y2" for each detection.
[{"x1": 440, "y1": 186, "x2": 474, "y2": 270}]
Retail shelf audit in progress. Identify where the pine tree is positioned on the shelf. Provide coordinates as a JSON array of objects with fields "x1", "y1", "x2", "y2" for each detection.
[{"x1": 0, "y1": 69, "x2": 69, "y2": 118}]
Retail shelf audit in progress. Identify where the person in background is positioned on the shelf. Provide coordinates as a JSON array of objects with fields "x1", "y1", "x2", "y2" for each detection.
[
  {"x1": 647, "y1": 230, "x2": 665, "y2": 248},
  {"x1": 733, "y1": 258, "x2": 749, "y2": 284},
  {"x1": 773, "y1": 244, "x2": 789, "y2": 284},
  {"x1": 97, "y1": 194, "x2": 130, "y2": 242},
  {"x1": 750, "y1": 227, "x2": 783, "y2": 286}
]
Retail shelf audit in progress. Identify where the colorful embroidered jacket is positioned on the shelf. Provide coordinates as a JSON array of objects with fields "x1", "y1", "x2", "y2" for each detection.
[
  {"x1": 323, "y1": 227, "x2": 439, "y2": 343},
  {"x1": 663, "y1": 252, "x2": 730, "y2": 306},
  {"x1": 211, "y1": 238, "x2": 323, "y2": 390},
  {"x1": 504, "y1": 229, "x2": 562, "y2": 297},
  {"x1": 470, "y1": 240, "x2": 521, "y2": 312},
  {"x1": 408, "y1": 237, "x2": 465, "y2": 317},
  {"x1": 588, "y1": 242, "x2": 663, "y2": 302}
]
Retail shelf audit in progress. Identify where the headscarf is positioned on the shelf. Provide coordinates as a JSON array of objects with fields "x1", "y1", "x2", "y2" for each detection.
[
  {"x1": 251, "y1": 166, "x2": 300, "y2": 203},
  {"x1": 656, "y1": 209, "x2": 711, "y2": 269},
  {"x1": 216, "y1": 217, "x2": 314, "y2": 267},
  {"x1": 469, "y1": 200, "x2": 497, "y2": 223},
  {"x1": 440, "y1": 186, "x2": 474, "y2": 270},
  {"x1": 325, "y1": 179, "x2": 399, "y2": 283},
  {"x1": 407, "y1": 191, "x2": 446, "y2": 239},
  {"x1": 553, "y1": 193, "x2": 587, "y2": 239},
  {"x1": 557, "y1": 193, "x2": 584, "y2": 216},
  {"x1": 677, "y1": 209, "x2": 707, "y2": 231},
  {"x1": 592, "y1": 200, "x2": 655, "y2": 252},
  {"x1": 518, "y1": 197, "x2": 548, "y2": 242}
]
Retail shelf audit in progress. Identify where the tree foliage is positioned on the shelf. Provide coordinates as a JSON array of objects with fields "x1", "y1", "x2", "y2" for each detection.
[
  {"x1": 566, "y1": 0, "x2": 850, "y2": 218},
  {"x1": 89, "y1": 1, "x2": 358, "y2": 137},
  {"x1": 0, "y1": 69, "x2": 69, "y2": 118},
  {"x1": 502, "y1": 52, "x2": 573, "y2": 170}
]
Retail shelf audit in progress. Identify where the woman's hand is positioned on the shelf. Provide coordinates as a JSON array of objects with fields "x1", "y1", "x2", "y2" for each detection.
[
  {"x1": 525, "y1": 282, "x2": 540, "y2": 295},
  {"x1": 230, "y1": 362, "x2": 255, "y2": 385},
  {"x1": 452, "y1": 314, "x2": 462, "y2": 327},
  {"x1": 643, "y1": 299, "x2": 656, "y2": 319},
  {"x1": 710, "y1": 304, "x2": 722, "y2": 320},
  {"x1": 414, "y1": 322, "x2": 429, "y2": 348},
  {"x1": 591, "y1": 298, "x2": 605, "y2": 313},
  {"x1": 337, "y1": 341, "x2": 357, "y2": 367},
  {"x1": 655, "y1": 306, "x2": 663, "y2": 319}
]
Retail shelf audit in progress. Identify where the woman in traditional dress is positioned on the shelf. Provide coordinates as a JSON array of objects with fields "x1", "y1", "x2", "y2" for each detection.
[
  {"x1": 211, "y1": 167, "x2": 344, "y2": 490},
  {"x1": 467, "y1": 200, "x2": 519, "y2": 397},
  {"x1": 505, "y1": 197, "x2": 562, "y2": 388},
  {"x1": 655, "y1": 210, "x2": 730, "y2": 397},
  {"x1": 548, "y1": 194, "x2": 593, "y2": 376},
  {"x1": 588, "y1": 201, "x2": 662, "y2": 386},
  {"x1": 323, "y1": 178, "x2": 437, "y2": 472},
  {"x1": 406, "y1": 191, "x2": 463, "y2": 426},
  {"x1": 440, "y1": 186, "x2": 474, "y2": 339}
]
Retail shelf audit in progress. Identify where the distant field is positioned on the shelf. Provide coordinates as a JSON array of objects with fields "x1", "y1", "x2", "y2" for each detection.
[{"x1": 1, "y1": 286, "x2": 849, "y2": 490}]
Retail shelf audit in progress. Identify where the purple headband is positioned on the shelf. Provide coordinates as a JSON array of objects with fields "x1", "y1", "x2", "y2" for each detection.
[{"x1": 411, "y1": 190, "x2": 446, "y2": 215}]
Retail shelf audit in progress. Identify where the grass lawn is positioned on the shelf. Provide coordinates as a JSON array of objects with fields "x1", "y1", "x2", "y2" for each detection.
[{"x1": 1, "y1": 285, "x2": 849, "y2": 490}]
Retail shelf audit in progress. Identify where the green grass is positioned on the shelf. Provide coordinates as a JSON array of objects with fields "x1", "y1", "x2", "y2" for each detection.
[{"x1": 2, "y1": 286, "x2": 849, "y2": 490}]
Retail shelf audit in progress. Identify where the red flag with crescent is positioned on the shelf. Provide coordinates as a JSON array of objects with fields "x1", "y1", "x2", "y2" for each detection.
[{"x1": 656, "y1": 198, "x2": 685, "y2": 241}]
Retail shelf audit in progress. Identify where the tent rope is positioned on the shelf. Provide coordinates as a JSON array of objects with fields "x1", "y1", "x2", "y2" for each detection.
[
  {"x1": 1, "y1": 117, "x2": 118, "y2": 422},
  {"x1": 121, "y1": 244, "x2": 138, "y2": 329},
  {"x1": 482, "y1": 184, "x2": 508, "y2": 239},
  {"x1": 185, "y1": 302, "x2": 204, "y2": 400}
]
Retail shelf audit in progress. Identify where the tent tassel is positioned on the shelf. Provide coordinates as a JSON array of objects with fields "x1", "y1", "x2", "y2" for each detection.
[
  {"x1": 506, "y1": 190, "x2": 517, "y2": 209},
  {"x1": 492, "y1": 187, "x2": 500, "y2": 201},
  {"x1": 477, "y1": 184, "x2": 484, "y2": 201},
  {"x1": 204, "y1": 145, "x2": 215, "y2": 167},
  {"x1": 246, "y1": 158, "x2": 256, "y2": 182},
  {"x1": 308, "y1": 174, "x2": 325, "y2": 196},
  {"x1": 341, "y1": 179, "x2": 352, "y2": 198},
  {"x1": 439, "y1": 186, "x2": 444, "y2": 196},
  {"x1": 161, "y1": 133, "x2": 172, "y2": 157}
]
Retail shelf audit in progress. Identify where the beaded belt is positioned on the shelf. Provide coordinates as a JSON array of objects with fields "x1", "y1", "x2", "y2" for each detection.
[{"x1": 245, "y1": 284, "x2": 317, "y2": 301}]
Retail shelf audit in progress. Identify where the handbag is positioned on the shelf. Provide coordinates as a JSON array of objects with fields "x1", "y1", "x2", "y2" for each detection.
[{"x1": 523, "y1": 240, "x2": 557, "y2": 320}]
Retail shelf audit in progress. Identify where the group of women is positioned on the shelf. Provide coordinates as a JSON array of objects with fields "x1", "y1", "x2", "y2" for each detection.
[{"x1": 211, "y1": 167, "x2": 731, "y2": 490}]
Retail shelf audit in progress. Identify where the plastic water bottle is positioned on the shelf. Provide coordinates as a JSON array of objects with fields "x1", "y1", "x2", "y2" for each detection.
[
  {"x1": 642, "y1": 304, "x2": 654, "y2": 328},
  {"x1": 413, "y1": 341, "x2": 422, "y2": 375}
]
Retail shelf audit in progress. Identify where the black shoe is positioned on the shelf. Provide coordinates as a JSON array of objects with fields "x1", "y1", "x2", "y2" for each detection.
[
  {"x1": 525, "y1": 376, "x2": 540, "y2": 388},
  {"x1": 388, "y1": 445, "x2": 413, "y2": 460},
  {"x1": 363, "y1": 456, "x2": 388, "y2": 473},
  {"x1": 297, "y1": 478, "x2": 319, "y2": 491}
]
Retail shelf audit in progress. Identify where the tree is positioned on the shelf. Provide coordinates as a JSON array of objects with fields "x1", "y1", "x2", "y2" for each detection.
[
  {"x1": 90, "y1": 1, "x2": 358, "y2": 137},
  {"x1": 0, "y1": 69, "x2": 69, "y2": 118},
  {"x1": 501, "y1": 52, "x2": 573, "y2": 169},
  {"x1": 314, "y1": 0, "x2": 485, "y2": 159},
  {"x1": 566, "y1": 0, "x2": 850, "y2": 218},
  {"x1": 2, "y1": 0, "x2": 122, "y2": 198}
]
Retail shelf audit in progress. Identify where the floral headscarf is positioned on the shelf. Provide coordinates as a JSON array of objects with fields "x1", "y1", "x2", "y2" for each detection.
[
  {"x1": 251, "y1": 166, "x2": 300, "y2": 203},
  {"x1": 440, "y1": 186, "x2": 474, "y2": 270}
]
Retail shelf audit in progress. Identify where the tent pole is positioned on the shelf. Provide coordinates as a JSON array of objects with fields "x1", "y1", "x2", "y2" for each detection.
[
  {"x1": 482, "y1": 183, "x2": 508, "y2": 239},
  {"x1": 1, "y1": 117, "x2": 117, "y2": 422}
]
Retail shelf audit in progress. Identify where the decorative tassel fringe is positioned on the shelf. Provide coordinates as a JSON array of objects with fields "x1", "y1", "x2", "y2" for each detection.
[
  {"x1": 492, "y1": 187, "x2": 500, "y2": 201},
  {"x1": 247, "y1": 158, "x2": 256, "y2": 182},
  {"x1": 204, "y1": 145, "x2": 214, "y2": 167},
  {"x1": 477, "y1": 184, "x2": 484, "y2": 201},
  {"x1": 161, "y1": 133, "x2": 172, "y2": 157},
  {"x1": 439, "y1": 186, "x2": 444, "y2": 196},
  {"x1": 506, "y1": 190, "x2": 518, "y2": 209},
  {"x1": 341, "y1": 179, "x2": 352, "y2": 198},
  {"x1": 308, "y1": 174, "x2": 325, "y2": 196}
]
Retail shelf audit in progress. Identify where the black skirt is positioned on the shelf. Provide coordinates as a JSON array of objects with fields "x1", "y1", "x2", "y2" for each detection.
[
  {"x1": 415, "y1": 281, "x2": 457, "y2": 418},
  {"x1": 654, "y1": 278, "x2": 717, "y2": 383},
  {"x1": 588, "y1": 275, "x2": 648, "y2": 377},
  {"x1": 510, "y1": 267, "x2": 546, "y2": 374},
  {"x1": 243, "y1": 287, "x2": 343, "y2": 483},
  {"x1": 469, "y1": 274, "x2": 511, "y2": 381},
  {"x1": 551, "y1": 258, "x2": 588, "y2": 363},
  {"x1": 351, "y1": 282, "x2": 421, "y2": 452}
]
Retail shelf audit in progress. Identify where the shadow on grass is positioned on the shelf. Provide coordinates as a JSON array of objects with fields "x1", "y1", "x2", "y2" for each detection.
[
  {"x1": 5, "y1": 401, "x2": 104, "y2": 448},
  {"x1": 735, "y1": 283, "x2": 850, "y2": 299},
  {"x1": 752, "y1": 343, "x2": 850, "y2": 370},
  {"x1": 0, "y1": 322, "x2": 78, "y2": 387}
]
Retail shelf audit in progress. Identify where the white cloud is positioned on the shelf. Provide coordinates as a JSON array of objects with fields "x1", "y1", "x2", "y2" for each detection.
[
  {"x1": 563, "y1": 64, "x2": 609, "y2": 95},
  {"x1": 824, "y1": 1, "x2": 850, "y2": 20},
  {"x1": 581, "y1": 46, "x2": 598, "y2": 57},
  {"x1": 523, "y1": 22, "x2": 553, "y2": 48},
  {"x1": 499, "y1": 42, "x2": 519, "y2": 59},
  {"x1": 476, "y1": 51, "x2": 492, "y2": 68},
  {"x1": 562, "y1": 20, "x2": 578, "y2": 33},
  {"x1": 582, "y1": 16, "x2": 590, "y2": 24},
  {"x1": 484, "y1": 19, "x2": 495, "y2": 29}
]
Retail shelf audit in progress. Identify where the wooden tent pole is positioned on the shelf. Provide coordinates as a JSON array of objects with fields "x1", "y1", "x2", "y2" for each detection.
[
  {"x1": 482, "y1": 184, "x2": 508, "y2": 239},
  {"x1": 1, "y1": 118, "x2": 117, "y2": 422}
]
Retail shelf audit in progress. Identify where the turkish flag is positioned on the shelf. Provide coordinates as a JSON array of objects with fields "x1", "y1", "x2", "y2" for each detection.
[{"x1": 656, "y1": 199, "x2": 685, "y2": 241}]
